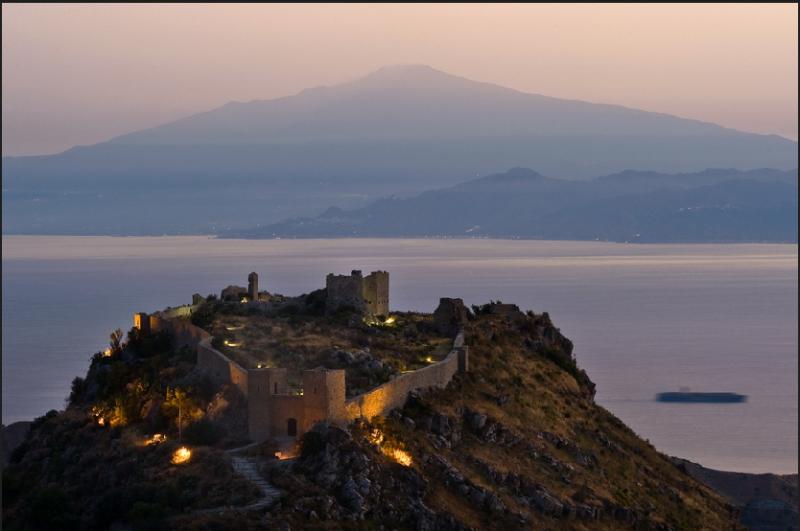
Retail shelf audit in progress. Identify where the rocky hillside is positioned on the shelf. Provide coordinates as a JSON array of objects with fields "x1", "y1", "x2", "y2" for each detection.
[
  {"x1": 2, "y1": 300, "x2": 742, "y2": 530},
  {"x1": 672, "y1": 458, "x2": 798, "y2": 531}
]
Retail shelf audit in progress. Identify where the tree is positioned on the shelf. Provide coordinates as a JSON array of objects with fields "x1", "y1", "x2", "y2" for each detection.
[
  {"x1": 109, "y1": 328, "x2": 124, "y2": 355},
  {"x1": 164, "y1": 387, "x2": 189, "y2": 442}
]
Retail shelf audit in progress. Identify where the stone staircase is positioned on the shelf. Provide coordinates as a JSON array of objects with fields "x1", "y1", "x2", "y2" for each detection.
[
  {"x1": 230, "y1": 455, "x2": 281, "y2": 511},
  {"x1": 190, "y1": 452, "x2": 282, "y2": 516}
]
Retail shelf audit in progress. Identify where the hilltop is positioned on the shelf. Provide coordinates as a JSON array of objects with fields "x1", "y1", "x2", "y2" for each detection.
[
  {"x1": 2, "y1": 275, "x2": 744, "y2": 530},
  {"x1": 3, "y1": 65, "x2": 796, "y2": 235}
]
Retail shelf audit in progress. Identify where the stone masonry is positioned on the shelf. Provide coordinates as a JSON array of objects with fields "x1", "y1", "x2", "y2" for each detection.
[
  {"x1": 138, "y1": 271, "x2": 466, "y2": 443},
  {"x1": 326, "y1": 270, "x2": 389, "y2": 318}
]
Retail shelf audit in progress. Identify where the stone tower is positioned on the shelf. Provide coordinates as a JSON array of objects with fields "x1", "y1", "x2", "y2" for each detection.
[
  {"x1": 247, "y1": 367, "x2": 289, "y2": 442},
  {"x1": 363, "y1": 271, "x2": 389, "y2": 317},
  {"x1": 325, "y1": 270, "x2": 389, "y2": 317},
  {"x1": 302, "y1": 368, "x2": 346, "y2": 432},
  {"x1": 133, "y1": 312, "x2": 150, "y2": 333},
  {"x1": 248, "y1": 272, "x2": 258, "y2": 302}
]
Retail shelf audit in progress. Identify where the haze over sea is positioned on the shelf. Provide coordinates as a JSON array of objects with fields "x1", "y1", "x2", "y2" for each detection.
[{"x1": 2, "y1": 236, "x2": 796, "y2": 474}]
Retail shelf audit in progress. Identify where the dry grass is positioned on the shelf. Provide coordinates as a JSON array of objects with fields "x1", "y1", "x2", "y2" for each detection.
[{"x1": 208, "y1": 310, "x2": 453, "y2": 395}]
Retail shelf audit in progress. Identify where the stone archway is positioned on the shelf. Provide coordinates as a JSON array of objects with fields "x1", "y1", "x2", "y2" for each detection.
[{"x1": 287, "y1": 418, "x2": 297, "y2": 437}]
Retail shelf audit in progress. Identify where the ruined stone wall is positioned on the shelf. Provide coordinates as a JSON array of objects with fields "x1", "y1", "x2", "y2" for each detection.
[
  {"x1": 159, "y1": 304, "x2": 197, "y2": 320},
  {"x1": 325, "y1": 273, "x2": 365, "y2": 314},
  {"x1": 196, "y1": 339, "x2": 249, "y2": 396},
  {"x1": 168, "y1": 319, "x2": 211, "y2": 350},
  {"x1": 146, "y1": 304, "x2": 205, "y2": 349},
  {"x1": 344, "y1": 332, "x2": 465, "y2": 422},
  {"x1": 152, "y1": 297, "x2": 466, "y2": 442}
]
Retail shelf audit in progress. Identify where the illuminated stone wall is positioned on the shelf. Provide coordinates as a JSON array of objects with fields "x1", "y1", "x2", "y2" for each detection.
[
  {"x1": 344, "y1": 333, "x2": 464, "y2": 421},
  {"x1": 153, "y1": 301, "x2": 466, "y2": 442},
  {"x1": 268, "y1": 395, "x2": 305, "y2": 438},
  {"x1": 196, "y1": 339, "x2": 248, "y2": 396}
]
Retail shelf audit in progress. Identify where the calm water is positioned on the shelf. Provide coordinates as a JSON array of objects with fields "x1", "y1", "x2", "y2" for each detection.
[{"x1": 2, "y1": 236, "x2": 797, "y2": 474}]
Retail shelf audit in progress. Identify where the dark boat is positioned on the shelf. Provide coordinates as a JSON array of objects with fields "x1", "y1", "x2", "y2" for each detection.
[{"x1": 656, "y1": 392, "x2": 747, "y2": 403}]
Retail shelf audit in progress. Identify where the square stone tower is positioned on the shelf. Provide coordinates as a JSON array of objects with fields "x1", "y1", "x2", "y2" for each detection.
[
  {"x1": 363, "y1": 271, "x2": 389, "y2": 317},
  {"x1": 247, "y1": 367, "x2": 289, "y2": 442},
  {"x1": 302, "y1": 368, "x2": 346, "y2": 432},
  {"x1": 325, "y1": 270, "x2": 389, "y2": 318}
]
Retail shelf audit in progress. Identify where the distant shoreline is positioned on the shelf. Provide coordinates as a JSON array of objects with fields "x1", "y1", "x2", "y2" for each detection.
[{"x1": 3, "y1": 233, "x2": 798, "y2": 245}]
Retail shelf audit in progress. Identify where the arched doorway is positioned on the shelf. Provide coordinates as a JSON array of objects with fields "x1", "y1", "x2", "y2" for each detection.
[{"x1": 287, "y1": 418, "x2": 297, "y2": 437}]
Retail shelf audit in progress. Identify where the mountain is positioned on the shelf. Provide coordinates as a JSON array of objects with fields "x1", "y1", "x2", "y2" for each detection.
[
  {"x1": 232, "y1": 168, "x2": 798, "y2": 243},
  {"x1": 3, "y1": 65, "x2": 797, "y2": 235}
]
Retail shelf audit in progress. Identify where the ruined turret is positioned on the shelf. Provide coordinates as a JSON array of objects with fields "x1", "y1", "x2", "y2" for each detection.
[
  {"x1": 432, "y1": 297, "x2": 469, "y2": 335},
  {"x1": 325, "y1": 270, "x2": 389, "y2": 318},
  {"x1": 248, "y1": 272, "x2": 259, "y2": 302}
]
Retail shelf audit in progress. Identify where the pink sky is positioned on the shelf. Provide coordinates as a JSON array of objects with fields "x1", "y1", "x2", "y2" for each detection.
[{"x1": 2, "y1": 3, "x2": 797, "y2": 155}]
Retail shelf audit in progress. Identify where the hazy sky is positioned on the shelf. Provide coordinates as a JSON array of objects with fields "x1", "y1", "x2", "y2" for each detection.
[{"x1": 2, "y1": 3, "x2": 797, "y2": 156}]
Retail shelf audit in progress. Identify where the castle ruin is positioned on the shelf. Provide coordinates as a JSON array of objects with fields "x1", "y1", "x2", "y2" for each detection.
[
  {"x1": 326, "y1": 270, "x2": 389, "y2": 317},
  {"x1": 135, "y1": 270, "x2": 468, "y2": 443}
]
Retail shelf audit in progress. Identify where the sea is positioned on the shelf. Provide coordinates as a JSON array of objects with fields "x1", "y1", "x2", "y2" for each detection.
[{"x1": 2, "y1": 236, "x2": 796, "y2": 474}]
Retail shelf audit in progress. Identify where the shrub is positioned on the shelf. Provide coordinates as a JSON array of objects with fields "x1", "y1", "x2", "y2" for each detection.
[
  {"x1": 128, "y1": 501, "x2": 169, "y2": 531},
  {"x1": 184, "y1": 419, "x2": 223, "y2": 446},
  {"x1": 67, "y1": 376, "x2": 86, "y2": 406},
  {"x1": 540, "y1": 347, "x2": 579, "y2": 378},
  {"x1": 28, "y1": 484, "x2": 80, "y2": 531},
  {"x1": 190, "y1": 302, "x2": 217, "y2": 330},
  {"x1": 304, "y1": 288, "x2": 327, "y2": 315},
  {"x1": 300, "y1": 430, "x2": 326, "y2": 458}
]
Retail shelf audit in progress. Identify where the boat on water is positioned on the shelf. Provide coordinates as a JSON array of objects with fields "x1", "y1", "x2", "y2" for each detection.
[{"x1": 656, "y1": 391, "x2": 747, "y2": 403}]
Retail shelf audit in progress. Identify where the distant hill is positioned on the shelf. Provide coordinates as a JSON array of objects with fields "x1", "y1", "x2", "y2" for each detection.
[
  {"x1": 231, "y1": 168, "x2": 798, "y2": 243},
  {"x1": 3, "y1": 65, "x2": 797, "y2": 235},
  {"x1": 672, "y1": 457, "x2": 798, "y2": 531}
]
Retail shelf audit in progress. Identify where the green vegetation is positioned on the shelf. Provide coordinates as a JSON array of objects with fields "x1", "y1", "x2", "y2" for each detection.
[{"x1": 3, "y1": 325, "x2": 258, "y2": 531}]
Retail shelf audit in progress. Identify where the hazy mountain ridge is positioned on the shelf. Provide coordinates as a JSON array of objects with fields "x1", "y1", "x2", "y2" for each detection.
[
  {"x1": 231, "y1": 168, "x2": 798, "y2": 243},
  {"x1": 2, "y1": 65, "x2": 796, "y2": 235}
]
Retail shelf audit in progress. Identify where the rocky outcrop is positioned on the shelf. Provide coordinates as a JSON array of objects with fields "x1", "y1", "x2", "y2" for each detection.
[
  {"x1": 432, "y1": 298, "x2": 470, "y2": 335},
  {"x1": 1, "y1": 422, "x2": 31, "y2": 465},
  {"x1": 275, "y1": 423, "x2": 468, "y2": 530}
]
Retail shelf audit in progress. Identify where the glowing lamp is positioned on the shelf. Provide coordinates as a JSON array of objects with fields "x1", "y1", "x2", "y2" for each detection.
[{"x1": 171, "y1": 446, "x2": 192, "y2": 465}]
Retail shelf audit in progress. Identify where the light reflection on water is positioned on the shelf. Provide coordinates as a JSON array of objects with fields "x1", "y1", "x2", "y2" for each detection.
[{"x1": 2, "y1": 236, "x2": 797, "y2": 473}]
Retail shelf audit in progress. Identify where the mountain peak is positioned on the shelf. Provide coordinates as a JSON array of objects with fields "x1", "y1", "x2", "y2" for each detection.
[
  {"x1": 348, "y1": 64, "x2": 486, "y2": 92},
  {"x1": 363, "y1": 64, "x2": 447, "y2": 78},
  {"x1": 484, "y1": 167, "x2": 548, "y2": 182}
]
